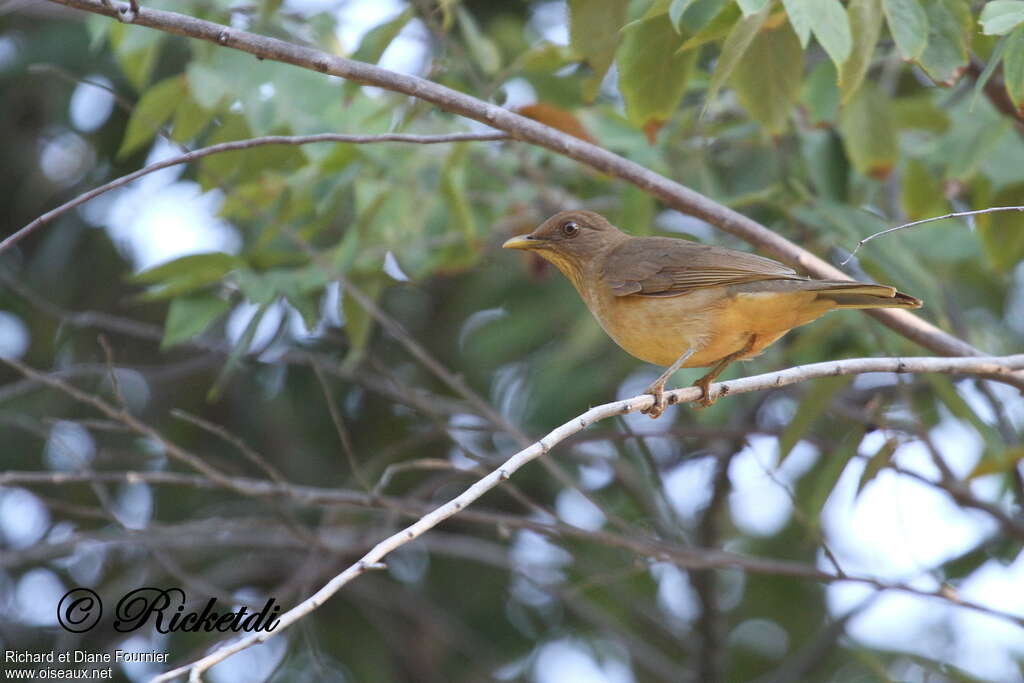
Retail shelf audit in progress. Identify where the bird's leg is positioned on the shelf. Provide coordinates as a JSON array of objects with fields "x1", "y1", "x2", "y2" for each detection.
[
  {"x1": 693, "y1": 334, "x2": 757, "y2": 408},
  {"x1": 641, "y1": 347, "x2": 696, "y2": 419}
]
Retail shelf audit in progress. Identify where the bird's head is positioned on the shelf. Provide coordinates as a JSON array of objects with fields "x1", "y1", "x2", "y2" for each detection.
[{"x1": 502, "y1": 210, "x2": 623, "y2": 286}]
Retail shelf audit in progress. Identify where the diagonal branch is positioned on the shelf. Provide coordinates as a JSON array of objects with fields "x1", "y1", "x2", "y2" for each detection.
[
  {"x1": 139, "y1": 353, "x2": 1024, "y2": 682},
  {"x1": 40, "y1": 0, "x2": 1024, "y2": 391}
]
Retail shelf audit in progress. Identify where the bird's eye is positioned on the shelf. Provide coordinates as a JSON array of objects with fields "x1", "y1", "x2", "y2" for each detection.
[{"x1": 560, "y1": 220, "x2": 580, "y2": 238}]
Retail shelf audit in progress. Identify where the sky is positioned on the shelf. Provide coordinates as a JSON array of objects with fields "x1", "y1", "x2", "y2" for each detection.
[{"x1": 2, "y1": 1, "x2": 1023, "y2": 681}]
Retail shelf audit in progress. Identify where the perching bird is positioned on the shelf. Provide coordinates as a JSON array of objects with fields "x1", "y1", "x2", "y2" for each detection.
[{"x1": 503, "y1": 210, "x2": 922, "y2": 418}]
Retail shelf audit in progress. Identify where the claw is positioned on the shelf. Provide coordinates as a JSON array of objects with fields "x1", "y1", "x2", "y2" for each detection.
[
  {"x1": 693, "y1": 375, "x2": 716, "y2": 408},
  {"x1": 641, "y1": 379, "x2": 667, "y2": 419}
]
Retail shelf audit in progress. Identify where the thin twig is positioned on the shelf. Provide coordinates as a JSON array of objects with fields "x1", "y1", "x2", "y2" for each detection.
[
  {"x1": 310, "y1": 358, "x2": 370, "y2": 491},
  {"x1": 0, "y1": 131, "x2": 507, "y2": 254},
  {"x1": 143, "y1": 353, "x2": 1024, "y2": 682},
  {"x1": 841, "y1": 206, "x2": 1024, "y2": 265}
]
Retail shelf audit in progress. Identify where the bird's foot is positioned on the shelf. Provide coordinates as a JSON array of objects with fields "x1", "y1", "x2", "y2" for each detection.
[
  {"x1": 641, "y1": 379, "x2": 669, "y2": 419},
  {"x1": 693, "y1": 374, "x2": 716, "y2": 408}
]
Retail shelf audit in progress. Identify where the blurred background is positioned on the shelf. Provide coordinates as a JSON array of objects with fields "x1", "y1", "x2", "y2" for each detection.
[{"x1": 1, "y1": 0, "x2": 1024, "y2": 681}]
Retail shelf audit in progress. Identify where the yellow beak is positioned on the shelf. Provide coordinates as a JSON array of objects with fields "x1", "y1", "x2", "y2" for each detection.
[{"x1": 502, "y1": 234, "x2": 542, "y2": 250}]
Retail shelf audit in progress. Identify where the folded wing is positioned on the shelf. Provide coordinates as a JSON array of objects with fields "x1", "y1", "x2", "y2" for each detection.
[{"x1": 602, "y1": 237, "x2": 804, "y2": 297}]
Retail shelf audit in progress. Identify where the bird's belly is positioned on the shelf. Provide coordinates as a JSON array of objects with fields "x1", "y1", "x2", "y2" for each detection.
[{"x1": 586, "y1": 289, "x2": 828, "y2": 368}]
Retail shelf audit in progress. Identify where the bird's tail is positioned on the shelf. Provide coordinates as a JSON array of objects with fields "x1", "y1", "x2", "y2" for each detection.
[{"x1": 812, "y1": 282, "x2": 923, "y2": 310}]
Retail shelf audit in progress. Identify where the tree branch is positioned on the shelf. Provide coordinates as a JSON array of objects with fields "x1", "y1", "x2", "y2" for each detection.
[
  {"x1": 0, "y1": 131, "x2": 507, "y2": 254},
  {"x1": 40, "y1": 0, "x2": 1024, "y2": 391},
  {"x1": 136, "y1": 353, "x2": 1024, "y2": 682}
]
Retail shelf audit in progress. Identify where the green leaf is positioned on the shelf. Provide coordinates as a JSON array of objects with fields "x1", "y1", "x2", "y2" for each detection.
[
  {"x1": 341, "y1": 278, "x2": 383, "y2": 369},
  {"x1": 618, "y1": 13, "x2": 696, "y2": 128},
  {"x1": 569, "y1": 0, "x2": 629, "y2": 99},
  {"x1": 900, "y1": 158, "x2": 946, "y2": 220},
  {"x1": 811, "y1": 0, "x2": 853, "y2": 69},
  {"x1": 669, "y1": 0, "x2": 699, "y2": 30},
  {"x1": 706, "y1": 4, "x2": 772, "y2": 107},
  {"x1": 916, "y1": 0, "x2": 971, "y2": 86},
  {"x1": 172, "y1": 93, "x2": 217, "y2": 142},
  {"x1": 198, "y1": 115, "x2": 305, "y2": 189},
  {"x1": 676, "y1": 0, "x2": 730, "y2": 33},
  {"x1": 800, "y1": 129, "x2": 849, "y2": 200},
  {"x1": 924, "y1": 375, "x2": 1001, "y2": 445},
  {"x1": 882, "y1": 0, "x2": 928, "y2": 60},
  {"x1": 133, "y1": 252, "x2": 243, "y2": 285},
  {"x1": 856, "y1": 437, "x2": 897, "y2": 496},
  {"x1": 457, "y1": 6, "x2": 501, "y2": 75},
  {"x1": 838, "y1": 83, "x2": 897, "y2": 178},
  {"x1": 118, "y1": 75, "x2": 186, "y2": 158},
  {"x1": 679, "y1": 3, "x2": 741, "y2": 51},
  {"x1": 840, "y1": 0, "x2": 883, "y2": 102},
  {"x1": 778, "y1": 376, "x2": 852, "y2": 465},
  {"x1": 781, "y1": 0, "x2": 811, "y2": 47},
  {"x1": 969, "y1": 36, "x2": 1009, "y2": 112},
  {"x1": 133, "y1": 253, "x2": 244, "y2": 302},
  {"x1": 1005, "y1": 25, "x2": 1024, "y2": 108},
  {"x1": 799, "y1": 426, "x2": 865, "y2": 525},
  {"x1": 736, "y1": 0, "x2": 771, "y2": 16},
  {"x1": 441, "y1": 144, "x2": 476, "y2": 244},
  {"x1": 730, "y1": 20, "x2": 804, "y2": 134},
  {"x1": 208, "y1": 302, "x2": 269, "y2": 402},
  {"x1": 350, "y1": 8, "x2": 412, "y2": 63},
  {"x1": 109, "y1": 23, "x2": 162, "y2": 91},
  {"x1": 977, "y1": 183, "x2": 1024, "y2": 271},
  {"x1": 161, "y1": 294, "x2": 231, "y2": 350},
  {"x1": 892, "y1": 94, "x2": 950, "y2": 131},
  {"x1": 979, "y1": 0, "x2": 1024, "y2": 36}
]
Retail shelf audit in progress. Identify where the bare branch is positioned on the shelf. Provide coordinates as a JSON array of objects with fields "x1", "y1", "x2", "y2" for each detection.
[
  {"x1": 39, "y1": 0, "x2": 1024, "y2": 390},
  {"x1": 141, "y1": 352, "x2": 1024, "y2": 682},
  {"x1": 842, "y1": 206, "x2": 1024, "y2": 265},
  {"x1": 0, "y1": 131, "x2": 507, "y2": 254}
]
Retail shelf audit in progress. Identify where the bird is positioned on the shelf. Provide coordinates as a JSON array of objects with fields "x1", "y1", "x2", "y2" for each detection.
[{"x1": 503, "y1": 210, "x2": 922, "y2": 418}]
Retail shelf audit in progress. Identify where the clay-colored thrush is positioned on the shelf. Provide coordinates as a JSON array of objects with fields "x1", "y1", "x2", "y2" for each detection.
[{"x1": 503, "y1": 210, "x2": 922, "y2": 418}]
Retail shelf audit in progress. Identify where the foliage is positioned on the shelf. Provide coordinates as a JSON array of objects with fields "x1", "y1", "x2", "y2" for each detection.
[{"x1": 1, "y1": 1, "x2": 1023, "y2": 682}]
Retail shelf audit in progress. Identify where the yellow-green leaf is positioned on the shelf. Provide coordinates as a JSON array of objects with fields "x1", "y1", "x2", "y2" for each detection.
[
  {"x1": 856, "y1": 437, "x2": 897, "y2": 496},
  {"x1": 969, "y1": 448, "x2": 1024, "y2": 479},
  {"x1": 900, "y1": 159, "x2": 946, "y2": 220},
  {"x1": 457, "y1": 7, "x2": 501, "y2": 75},
  {"x1": 916, "y1": 0, "x2": 971, "y2": 86},
  {"x1": 838, "y1": 83, "x2": 897, "y2": 178},
  {"x1": 118, "y1": 75, "x2": 186, "y2": 158},
  {"x1": 706, "y1": 3, "x2": 772, "y2": 107},
  {"x1": 669, "y1": 0, "x2": 699, "y2": 31},
  {"x1": 1005, "y1": 25, "x2": 1024, "y2": 109},
  {"x1": 618, "y1": 13, "x2": 696, "y2": 129},
  {"x1": 172, "y1": 92, "x2": 217, "y2": 142},
  {"x1": 778, "y1": 375, "x2": 852, "y2": 465},
  {"x1": 569, "y1": 0, "x2": 629, "y2": 100},
  {"x1": 730, "y1": 20, "x2": 804, "y2": 134},
  {"x1": 679, "y1": 3, "x2": 741, "y2": 52},
  {"x1": 840, "y1": 0, "x2": 883, "y2": 103},
  {"x1": 977, "y1": 183, "x2": 1024, "y2": 271}
]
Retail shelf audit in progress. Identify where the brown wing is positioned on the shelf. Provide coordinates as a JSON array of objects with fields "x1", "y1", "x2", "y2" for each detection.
[{"x1": 601, "y1": 236, "x2": 805, "y2": 297}]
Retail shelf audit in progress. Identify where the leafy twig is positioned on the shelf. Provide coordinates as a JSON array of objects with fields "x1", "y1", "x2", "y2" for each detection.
[{"x1": 0, "y1": 131, "x2": 508, "y2": 254}]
